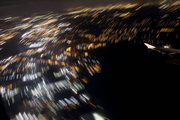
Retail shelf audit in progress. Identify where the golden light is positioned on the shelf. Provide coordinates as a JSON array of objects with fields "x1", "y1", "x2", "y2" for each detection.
[
  {"x1": 85, "y1": 52, "x2": 88, "y2": 57},
  {"x1": 88, "y1": 43, "x2": 94, "y2": 49},
  {"x1": 40, "y1": 54, "x2": 44, "y2": 58},
  {"x1": 82, "y1": 78, "x2": 88, "y2": 83},
  {"x1": 66, "y1": 47, "x2": 71, "y2": 52},
  {"x1": 61, "y1": 62, "x2": 65, "y2": 66}
]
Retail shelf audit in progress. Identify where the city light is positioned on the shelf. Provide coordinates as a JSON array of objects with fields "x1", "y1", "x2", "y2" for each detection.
[{"x1": 0, "y1": 1, "x2": 179, "y2": 119}]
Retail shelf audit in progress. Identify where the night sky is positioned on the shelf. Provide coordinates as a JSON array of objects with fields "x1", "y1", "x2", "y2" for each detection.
[{"x1": 0, "y1": 0, "x2": 171, "y2": 17}]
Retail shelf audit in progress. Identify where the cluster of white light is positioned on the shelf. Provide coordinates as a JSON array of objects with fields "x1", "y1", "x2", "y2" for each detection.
[
  {"x1": 82, "y1": 94, "x2": 90, "y2": 101},
  {"x1": 0, "y1": 41, "x2": 6, "y2": 45},
  {"x1": 70, "y1": 96, "x2": 80, "y2": 105},
  {"x1": 71, "y1": 71, "x2": 78, "y2": 78},
  {"x1": 53, "y1": 71, "x2": 62, "y2": 78},
  {"x1": 37, "y1": 48, "x2": 43, "y2": 52},
  {"x1": 15, "y1": 112, "x2": 38, "y2": 120},
  {"x1": 29, "y1": 41, "x2": 46, "y2": 48},
  {"x1": 58, "y1": 99, "x2": 67, "y2": 107},
  {"x1": 7, "y1": 88, "x2": 19, "y2": 98},
  {"x1": 79, "y1": 94, "x2": 87, "y2": 103},
  {"x1": 1, "y1": 62, "x2": 10, "y2": 71},
  {"x1": 0, "y1": 56, "x2": 17, "y2": 67},
  {"x1": 70, "y1": 86, "x2": 78, "y2": 94},
  {"x1": 0, "y1": 87, "x2": 6, "y2": 95},
  {"x1": 56, "y1": 54, "x2": 66, "y2": 60},
  {"x1": 81, "y1": 58, "x2": 100, "y2": 64},
  {"x1": 57, "y1": 23, "x2": 70, "y2": 28},
  {"x1": 0, "y1": 56, "x2": 11, "y2": 64},
  {"x1": 64, "y1": 27, "x2": 72, "y2": 31},
  {"x1": 26, "y1": 62, "x2": 36, "y2": 68},
  {"x1": 54, "y1": 80, "x2": 69, "y2": 91},
  {"x1": 72, "y1": 81, "x2": 85, "y2": 91},
  {"x1": 21, "y1": 30, "x2": 33, "y2": 39},
  {"x1": 15, "y1": 23, "x2": 32, "y2": 30},
  {"x1": 79, "y1": 93, "x2": 90, "y2": 103},
  {"x1": 31, "y1": 88, "x2": 43, "y2": 97},
  {"x1": 60, "y1": 67, "x2": 70, "y2": 75},
  {"x1": 1, "y1": 74, "x2": 22, "y2": 81},
  {"x1": 29, "y1": 79, "x2": 85, "y2": 98},
  {"x1": 26, "y1": 99, "x2": 44, "y2": 111},
  {"x1": 30, "y1": 80, "x2": 69, "y2": 98},
  {"x1": 58, "y1": 96, "x2": 80, "y2": 109},
  {"x1": 1, "y1": 87, "x2": 20, "y2": 100},
  {"x1": 22, "y1": 73, "x2": 39, "y2": 82}
]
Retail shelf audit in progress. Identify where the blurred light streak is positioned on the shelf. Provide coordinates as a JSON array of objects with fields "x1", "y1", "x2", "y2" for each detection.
[{"x1": 144, "y1": 43, "x2": 156, "y2": 49}]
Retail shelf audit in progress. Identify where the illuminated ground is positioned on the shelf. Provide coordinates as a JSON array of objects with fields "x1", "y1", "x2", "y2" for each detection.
[{"x1": 0, "y1": 1, "x2": 180, "y2": 120}]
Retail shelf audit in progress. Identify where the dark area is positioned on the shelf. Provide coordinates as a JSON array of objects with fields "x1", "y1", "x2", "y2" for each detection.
[
  {"x1": 86, "y1": 41, "x2": 179, "y2": 119},
  {"x1": 0, "y1": 96, "x2": 10, "y2": 120}
]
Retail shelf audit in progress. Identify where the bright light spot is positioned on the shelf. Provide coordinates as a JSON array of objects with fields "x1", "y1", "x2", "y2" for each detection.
[
  {"x1": 5, "y1": 17, "x2": 12, "y2": 20},
  {"x1": 82, "y1": 94, "x2": 90, "y2": 101},
  {"x1": 74, "y1": 15, "x2": 79, "y2": 18},
  {"x1": 144, "y1": 43, "x2": 156, "y2": 49},
  {"x1": 92, "y1": 113, "x2": 105, "y2": 120}
]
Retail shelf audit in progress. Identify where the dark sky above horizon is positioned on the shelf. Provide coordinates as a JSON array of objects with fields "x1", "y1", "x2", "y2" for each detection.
[{"x1": 0, "y1": 0, "x2": 176, "y2": 17}]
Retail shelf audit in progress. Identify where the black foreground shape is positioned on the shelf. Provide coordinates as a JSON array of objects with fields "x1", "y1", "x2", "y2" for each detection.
[{"x1": 87, "y1": 41, "x2": 179, "y2": 120}]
